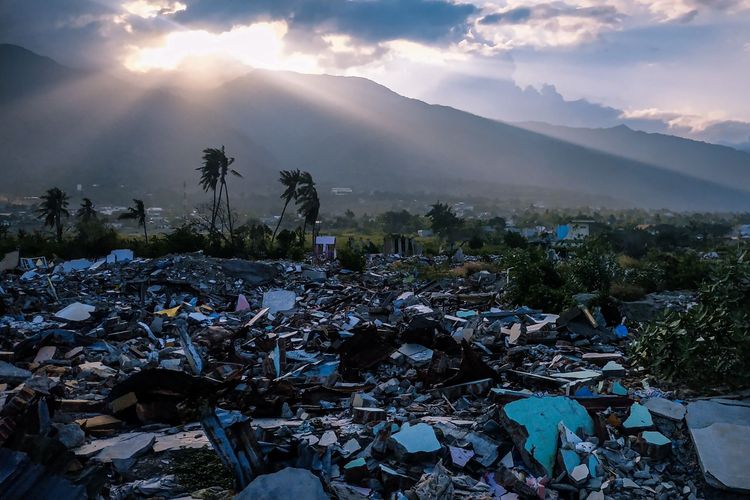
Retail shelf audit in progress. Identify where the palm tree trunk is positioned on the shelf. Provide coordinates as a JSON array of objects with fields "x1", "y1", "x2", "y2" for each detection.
[
  {"x1": 271, "y1": 200, "x2": 290, "y2": 245},
  {"x1": 209, "y1": 187, "x2": 218, "y2": 238},
  {"x1": 143, "y1": 222, "x2": 149, "y2": 245},
  {"x1": 55, "y1": 216, "x2": 62, "y2": 243},
  {"x1": 223, "y1": 180, "x2": 234, "y2": 244}
]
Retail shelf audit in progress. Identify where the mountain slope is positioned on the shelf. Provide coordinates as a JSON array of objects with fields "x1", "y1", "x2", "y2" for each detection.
[
  {"x1": 0, "y1": 44, "x2": 278, "y2": 202},
  {"x1": 1, "y1": 44, "x2": 749, "y2": 211},
  {"x1": 198, "y1": 70, "x2": 750, "y2": 210},
  {"x1": 518, "y1": 121, "x2": 750, "y2": 190}
]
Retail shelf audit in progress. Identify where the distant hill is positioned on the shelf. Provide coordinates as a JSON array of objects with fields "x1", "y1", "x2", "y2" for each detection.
[
  {"x1": 517, "y1": 121, "x2": 750, "y2": 191},
  {"x1": 1, "y1": 44, "x2": 749, "y2": 211}
]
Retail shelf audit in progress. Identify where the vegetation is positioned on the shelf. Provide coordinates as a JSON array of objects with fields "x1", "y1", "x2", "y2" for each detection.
[
  {"x1": 426, "y1": 202, "x2": 463, "y2": 245},
  {"x1": 37, "y1": 187, "x2": 69, "y2": 243},
  {"x1": 338, "y1": 245, "x2": 366, "y2": 272},
  {"x1": 76, "y1": 198, "x2": 97, "y2": 222},
  {"x1": 296, "y1": 171, "x2": 320, "y2": 251},
  {"x1": 118, "y1": 199, "x2": 149, "y2": 244},
  {"x1": 272, "y1": 169, "x2": 302, "y2": 245},
  {"x1": 197, "y1": 146, "x2": 242, "y2": 246},
  {"x1": 631, "y1": 251, "x2": 750, "y2": 388}
]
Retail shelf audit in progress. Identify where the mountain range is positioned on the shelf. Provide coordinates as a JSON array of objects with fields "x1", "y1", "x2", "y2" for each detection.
[{"x1": 1, "y1": 43, "x2": 749, "y2": 211}]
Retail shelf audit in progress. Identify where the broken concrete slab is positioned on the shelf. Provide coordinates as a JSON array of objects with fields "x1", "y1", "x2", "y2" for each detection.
[
  {"x1": 639, "y1": 431, "x2": 671, "y2": 460},
  {"x1": 686, "y1": 399, "x2": 750, "y2": 493},
  {"x1": 236, "y1": 467, "x2": 327, "y2": 500},
  {"x1": 75, "y1": 431, "x2": 156, "y2": 462},
  {"x1": 54, "y1": 302, "x2": 96, "y2": 322},
  {"x1": 390, "y1": 422, "x2": 441, "y2": 460},
  {"x1": 0, "y1": 360, "x2": 32, "y2": 384},
  {"x1": 499, "y1": 396, "x2": 594, "y2": 477},
  {"x1": 643, "y1": 397, "x2": 686, "y2": 421},
  {"x1": 623, "y1": 402, "x2": 653, "y2": 431},
  {"x1": 262, "y1": 289, "x2": 297, "y2": 314}
]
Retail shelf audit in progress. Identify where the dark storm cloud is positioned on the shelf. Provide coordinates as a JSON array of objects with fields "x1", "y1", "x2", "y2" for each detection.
[
  {"x1": 479, "y1": 2, "x2": 623, "y2": 26},
  {"x1": 0, "y1": 0, "x2": 123, "y2": 67},
  {"x1": 174, "y1": 0, "x2": 478, "y2": 44}
]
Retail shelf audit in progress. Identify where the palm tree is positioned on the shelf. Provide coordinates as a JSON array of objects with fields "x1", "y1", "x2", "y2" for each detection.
[
  {"x1": 37, "y1": 187, "x2": 70, "y2": 243},
  {"x1": 76, "y1": 198, "x2": 97, "y2": 222},
  {"x1": 119, "y1": 199, "x2": 148, "y2": 244},
  {"x1": 197, "y1": 148, "x2": 222, "y2": 238},
  {"x1": 200, "y1": 146, "x2": 241, "y2": 243},
  {"x1": 296, "y1": 172, "x2": 320, "y2": 250},
  {"x1": 272, "y1": 169, "x2": 301, "y2": 245}
]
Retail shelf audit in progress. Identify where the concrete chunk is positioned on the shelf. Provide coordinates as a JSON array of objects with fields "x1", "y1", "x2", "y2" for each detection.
[
  {"x1": 236, "y1": 467, "x2": 327, "y2": 500},
  {"x1": 499, "y1": 396, "x2": 594, "y2": 477}
]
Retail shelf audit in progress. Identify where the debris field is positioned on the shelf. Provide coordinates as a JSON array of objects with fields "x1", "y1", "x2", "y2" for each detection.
[{"x1": 0, "y1": 252, "x2": 748, "y2": 499}]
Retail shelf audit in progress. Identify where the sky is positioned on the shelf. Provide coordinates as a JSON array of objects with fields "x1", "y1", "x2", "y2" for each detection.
[{"x1": 1, "y1": 0, "x2": 750, "y2": 145}]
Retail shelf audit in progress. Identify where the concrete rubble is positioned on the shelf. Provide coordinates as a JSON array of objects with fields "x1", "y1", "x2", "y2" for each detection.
[{"x1": 0, "y1": 251, "x2": 739, "y2": 498}]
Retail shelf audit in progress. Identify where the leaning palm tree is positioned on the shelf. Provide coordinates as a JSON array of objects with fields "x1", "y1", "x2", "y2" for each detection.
[
  {"x1": 296, "y1": 172, "x2": 320, "y2": 250},
  {"x1": 197, "y1": 148, "x2": 222, "y2": 237},
  {"x1": 37, "y1": 187, "x2": 69, "y2": 243},
  {"x1": 76, "y1": 198, "x2": 97, "y2": 222},
  {"x1": 201, "y1": 146, "x2": 241, "y2": 243},
  {"x1": 119, "y1": 199, "x2": 148, "y2": 244},
  {"x1": 271, "y1": 169, "x2": 301, "y2": 245}
]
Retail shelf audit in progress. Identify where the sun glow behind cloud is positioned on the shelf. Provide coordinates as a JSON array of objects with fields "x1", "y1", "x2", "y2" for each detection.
[{"x1": 124, "y1": 22, "x2": 320, "y2": 73}]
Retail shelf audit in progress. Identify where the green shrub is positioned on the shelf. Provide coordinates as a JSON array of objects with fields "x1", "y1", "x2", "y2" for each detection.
[
  {"x1": 630, "y1": 251, "x2": 750, "y2": 389},
  {"x1": 338, "y1": 246, "x2": 366, "y2": 272}
]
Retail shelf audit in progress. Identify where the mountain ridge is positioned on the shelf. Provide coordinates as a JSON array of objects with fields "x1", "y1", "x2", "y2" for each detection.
[{"x1": 1, "y1": 44, "x2": 749, "y2": 211}]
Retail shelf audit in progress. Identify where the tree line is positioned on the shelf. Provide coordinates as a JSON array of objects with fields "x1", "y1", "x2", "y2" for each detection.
[{"x1": 26, "y1": 146, "x2": 321, "y2": 258}]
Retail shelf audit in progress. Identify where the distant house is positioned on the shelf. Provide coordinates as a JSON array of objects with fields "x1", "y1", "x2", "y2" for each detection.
[
  {"x1": 737, "y1": 224, "x2": 750, "y2": 239},
  {"x1": 315, "y1": 236, "x2": 337, "y2": 260},
  {"x1": 417, "y1": 229, "x2": 433, "y2": 237},
  {"x1": 557, "y1": 220, "x2": 596, "y2": 241},
  {"x1": 331, "y1": 187, "x2": 352, "y2": 196}
]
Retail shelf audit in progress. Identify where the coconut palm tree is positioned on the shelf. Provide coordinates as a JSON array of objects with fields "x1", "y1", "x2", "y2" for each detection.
[
  {"x1": 197, "y1": 148, "x2": 222, "y2": 237},
  {"x1": 76, "y1": 198, "x2": 97, "y2": 222},
  {"x1": 200, "y1": 146, "x2": 241, "y2": 243},
  {"x1": 119, "y1": 199, "x2": 148, "y2": 244},
  {"x1": 296, "y1": 172, "x2": 320, "y2": 250},
  {"x1": 272, "y1": 169, "x2": 302, "y2": 245},
  {"x1": 37, "y1": 187, "x2": 69, "y2": 243}
]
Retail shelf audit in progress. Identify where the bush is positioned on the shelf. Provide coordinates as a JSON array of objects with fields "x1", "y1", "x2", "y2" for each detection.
[
  {"x1": 338, "y1": 246, "x2": 366, "y2": 272},
  {"x1": 502, "y1": 247, "x2": 572, "y2": 313},
  {"x1": 610, "y1": 283, "x2": 647, "y2": 301},
  {"x1": 630, "y1": 251, "x2": 750, "y2": 389}
]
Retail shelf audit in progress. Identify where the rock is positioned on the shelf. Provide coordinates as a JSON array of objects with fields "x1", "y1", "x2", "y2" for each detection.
[
  {"x1": 499, "y1": 396, "x2": 594, "y2": 477},
  {"x1": 236, "y1": 467, "x2": 327, "y2": 500},
  {"x1": 602, "y1": 361, "x2": 626, "y2": 378},
  {"x1": 53, "y1": 423, "x2": 85, "y2": 449},
  {"x1": 644, "y1": 398, "x2": 686, "y2": 421},
  {"x1": 623, "y1": 403, "x2": 653, "y2": 431},
  {"x1": 0, "y1": 360, "x2": 32, "y2": 384},
  {"x1": 262, "y1": 290, "x2": 297, "y2": 314},
  {"x1": 570, "y1": 463, "x2": 589, "y2": 485},
  {"x1": 639, "y1": 431, "x2": 672, "y2": 460},
  {"x1": 390, "y1": 422, "x2": 441, "y2": 460},
  {"x1": 54, "y1": 302, "x2": 96, "y2": 322},
  {"x1": 75, "y1": 432, "x2": 156, "y2": 462},
  {"x1": 220, "y1": 260, "x2": 278, "y2": 285},
  {"x1": 687, "y1": 399, "x2": 750, "y2": 494}
]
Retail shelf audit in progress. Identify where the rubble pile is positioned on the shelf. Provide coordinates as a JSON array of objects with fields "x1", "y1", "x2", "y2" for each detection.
[{"x1": 0, "y1": 252, "x2": 746, "y2": 499}]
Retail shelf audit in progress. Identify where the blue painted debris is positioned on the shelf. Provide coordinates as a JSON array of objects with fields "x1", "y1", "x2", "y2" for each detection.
[
  {"x1": 500, "y1": 396, "x2": 594, "y2": 476},
  {"x1": 623, "y1": 402, "x2": 653, "y2": 430}
]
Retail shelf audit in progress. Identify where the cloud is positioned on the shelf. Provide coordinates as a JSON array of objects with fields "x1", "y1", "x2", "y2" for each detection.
[
  {"x1": 479, "y1": 3, "x2": 623, "y2": 26},
  {"x1": 172, "y1": 0, "x2": 478, "y2": 45},
  {"x1": 473, "y1": 2, "x2": 626, "y2": 49}
]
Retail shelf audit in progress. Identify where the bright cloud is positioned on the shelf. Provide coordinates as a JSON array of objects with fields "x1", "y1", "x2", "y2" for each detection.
[
  {"x1": 122, "y1": 0, "x2": 186, "y2": 19},
  {"x1": 124, "y1": 22, "x2": 320, "y2": 73}
]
